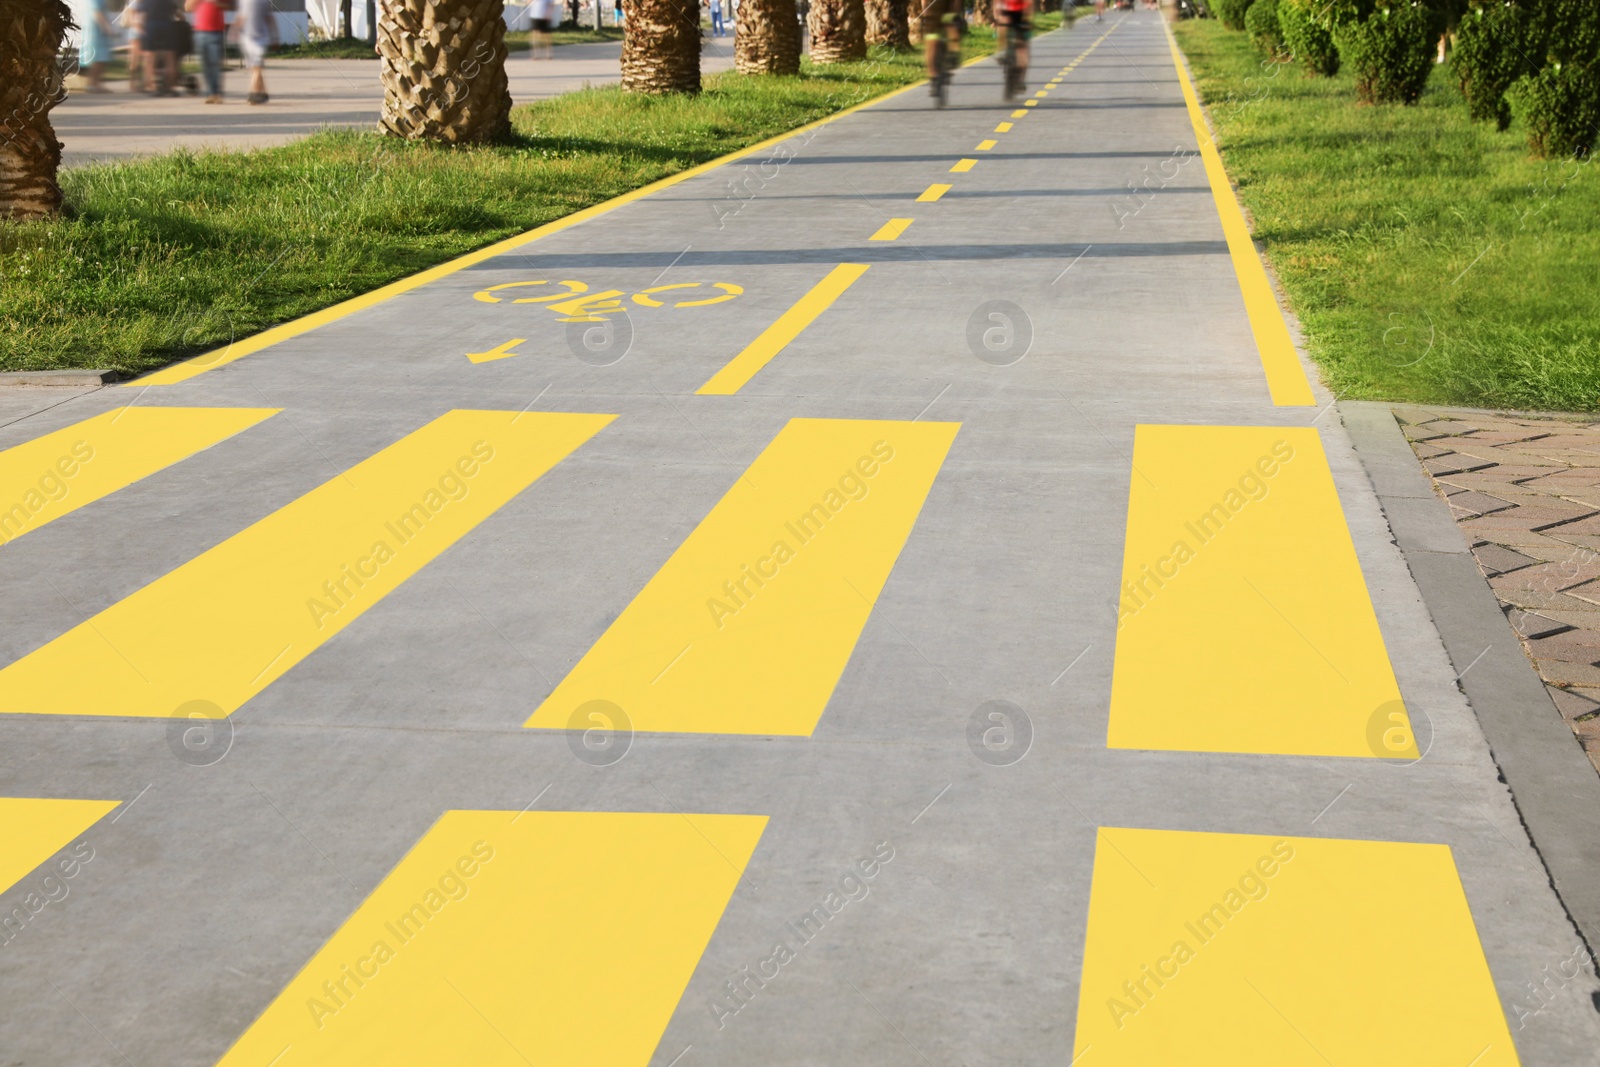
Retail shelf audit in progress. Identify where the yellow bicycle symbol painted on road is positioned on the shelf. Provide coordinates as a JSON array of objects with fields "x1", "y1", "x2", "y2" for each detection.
[{"x1": 473, "y1": 280, "x2": 744, "y2": 321}]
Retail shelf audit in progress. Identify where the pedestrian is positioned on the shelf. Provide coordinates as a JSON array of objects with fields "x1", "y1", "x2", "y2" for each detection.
[
  {"x1": 140, "y1": 0, "x2": 179, "y2": 95},
  {"x1": 612, "y1": 0, "x2": 621, "y2": 25},
  {"x1": 76, "y1": 0, "x2": 115, "y2": 92},
  {"x1": 186, "y1": 0, "x2": 229, "y2": 102},
  {"x1": 710, "y1": 0, "x2": 724, "y2": 36},
  {"x1": 529, "y1": 0, "x2": 554, "y2": 58},
  {"x1": 121, "y1": 0, "x2": 146, "y2": 91},
  {"x1": 234, "y1": 0, "x2": 277, "y2": 104}
]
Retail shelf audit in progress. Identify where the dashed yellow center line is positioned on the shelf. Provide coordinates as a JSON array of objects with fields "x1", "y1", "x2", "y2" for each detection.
[
  {"x1": 1010, "y1": 109, "x2": 1028, "y2": 118},
  {"x1": 916, "y1": 183, "x2": 952, "y2": 202},
  {"x1": 950, "y1": 158, "x2": 976, "y2": 173},
  {"x1": 1034, "y1": 90, "x2": 1049, "y2": 98},
  {"x1": 995, "y1": 121, "x2": 1013, "y2": 132},
  {"x1": 869, "y1": 217, "x2": 914, "y2": 241},
  {"x1": 1024, "y1": 100, "x2": 1038, "y2": 107},
  {"x1": 697, "y1": 264, "x2": 870, "y2": 394},
  {"x1": 976, "y1": 139, "x2": 997, "y2": 150}
]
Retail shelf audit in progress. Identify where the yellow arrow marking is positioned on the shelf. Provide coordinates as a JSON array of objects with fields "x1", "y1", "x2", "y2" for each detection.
[{"x1": 466, "y1": 339, "x2": 527, "y2": 364}]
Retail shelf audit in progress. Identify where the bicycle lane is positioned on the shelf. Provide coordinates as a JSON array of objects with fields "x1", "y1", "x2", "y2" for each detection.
[{"x1": 1, "y1": 9, "x2": 1598, "y2": 1067}]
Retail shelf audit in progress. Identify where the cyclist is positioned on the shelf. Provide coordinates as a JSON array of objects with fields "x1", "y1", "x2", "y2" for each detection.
[
  {"x1": 997, "y1": 0, "x2": 1031, "y2": 99},
  {"x1": 921, "y1": 0, "x2": 964, "y2": 104}
]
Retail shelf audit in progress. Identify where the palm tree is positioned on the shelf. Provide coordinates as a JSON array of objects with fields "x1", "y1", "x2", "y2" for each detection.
[
  {"x1": 809, "y1": 0, "x2": 866, "y2": 61},
  {"x1": 622, "y1": 0, "x2": 702, "y2": 92},
  {"x1": 736, "y1": 0, "x2": 801, "y2": 73},
  {"x1": 1, "y1": 0, "x2": 74, "y2": 219},
  {"x1": 969, "y1": 0, "x2": 992, "y2": 27},
  {"x1": 865, "y1": 0, "x2": 908, "y2": 47},
  {"x1": 906, "y1": 0, "x2": 926, "y2": 45},
  {"x1": 377, "y1": 0, "x2": 513, "y2": 143}
]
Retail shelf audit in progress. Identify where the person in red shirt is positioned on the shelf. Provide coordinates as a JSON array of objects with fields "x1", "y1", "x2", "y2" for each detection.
[{"x1": 186, "y1": 0, "x2": 232, "y2": 103}]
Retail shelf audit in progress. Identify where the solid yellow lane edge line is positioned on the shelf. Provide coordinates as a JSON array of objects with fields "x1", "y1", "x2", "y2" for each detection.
[{"x1": 1165, "y1": 24, "x2": 1315, "y2": 406}]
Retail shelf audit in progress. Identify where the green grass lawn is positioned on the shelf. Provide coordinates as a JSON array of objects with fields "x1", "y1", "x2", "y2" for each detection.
[
  {"x1": 9, "y1": 17, "x2": 1062, "y2": 376},
  {"x1": 1175, "y1": 19, "x2": 1600, "y2": 412}
]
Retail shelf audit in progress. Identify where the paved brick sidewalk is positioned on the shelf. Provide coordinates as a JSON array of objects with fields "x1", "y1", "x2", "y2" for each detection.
[{"x1": 1397, "y1": 406, "x2": 1600, "y2": 773}]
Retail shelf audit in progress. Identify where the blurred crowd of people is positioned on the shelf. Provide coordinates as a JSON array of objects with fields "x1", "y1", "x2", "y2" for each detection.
[{"x1": 74, "y1": 0, "x2": 280, "y2": 103}]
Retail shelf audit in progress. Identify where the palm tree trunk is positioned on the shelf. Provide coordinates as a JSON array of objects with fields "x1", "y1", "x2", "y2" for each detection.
[
  {"x1": 970, "y1": 0, "x2": 992, "y2": 27},
  {"x1": 735, "y1": 0, "x2": 801, "y2": 73},
  {"x1": 808, "y1": 0, "x2": 865, "y2": 61},
  {"x1": 1, "y1": 0, "x2": 74, "y2": 220},
  {"x1": 377, "y1": 0, "x2": 513, "y2": 143},
  {"x1": 864, "y1": 0, "x2": 907, "y2": 47},
  {"x1": 622, "y1": 0, "x2": 701, "y2": 92},
  {"x1": 905, "y1": 0, "x2": 923, "y2": 43}
]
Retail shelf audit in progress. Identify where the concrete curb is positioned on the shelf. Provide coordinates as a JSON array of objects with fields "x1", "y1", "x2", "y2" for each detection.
[
  {"x1": 1342, "y1": 400, "x2": 1600, "y2": 956},
  {"x1": 0, "y1": 369, "x2": 118, "y2": 388}
]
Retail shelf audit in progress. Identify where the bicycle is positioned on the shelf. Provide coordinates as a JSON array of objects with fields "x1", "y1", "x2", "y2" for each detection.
[
  {"x1": 1001, "y1": 31, "x2": 1023, "y2": 100},
  {"x1": 925, "y1": 5, "x2": 962, "y2": 108},
  {"x1": 998, "y1": 6, "x2": 1028, "y2": 100}
]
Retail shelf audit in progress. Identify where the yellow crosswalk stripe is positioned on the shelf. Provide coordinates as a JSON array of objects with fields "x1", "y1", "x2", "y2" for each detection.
[
  {"x1": 0, "y1": 407, "x2": 276, "y2": 546},
  {"x1": 0, "y1": 798, "x2": 117, "y2": 895},
  {"x1": 697, "y1": 264, "x2": 870, "y2": 394},
  {"x1": 527, "y1": 418, "x2": 960, "y2": 736},
  {"x1": 0, "y1": 411, "x2": 614, "y2": 719},
  {"x1": 1109, "y1": 426, "x2": 1408, "y2": 758},
  {"x1": 1074, "y1": 828, "x2": 1519, "y2": 1065},
  {"x1": 214, "y1": 810, "x2": 766, "y2": 1067}
]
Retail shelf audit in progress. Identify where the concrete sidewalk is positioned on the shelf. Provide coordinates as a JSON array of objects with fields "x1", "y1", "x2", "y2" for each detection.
[
  {"x1": 53, "y1": 39, "x2": 737, "y2": 167},
  {"x1": 4, "y1": 10, "x2": 1598, "y2": 1066}
]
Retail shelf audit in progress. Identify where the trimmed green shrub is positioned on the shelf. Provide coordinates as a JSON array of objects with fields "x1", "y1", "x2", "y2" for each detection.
[
  {"x1": 1451, "y1": 2, "x2": 1534, "y2": 129},
  {"x1": 1216, "y1": 0, "x2": 1256, "y2": 31},
  {"x1": 1515, "y1": 60, "x2": 1600, "y2": 157},
  {"x1": 1279, "y1": 0, "x2": 1340, "y2": 75},
  {"x1": 1245, "y1": 0, "x2": 1286, "y2": 55},
  {"x1": 1335, "y1": 3, "x2": 1439, "y2": 104}
]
